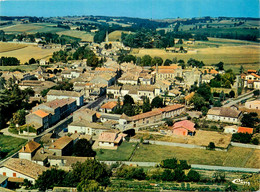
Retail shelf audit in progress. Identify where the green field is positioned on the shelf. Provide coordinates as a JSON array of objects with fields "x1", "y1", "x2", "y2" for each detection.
[
  {"x1": 0, "y1": 135, "x2": 26, "y2": 159},
  {"x1": 0, "y1": 64, "x2": 42, "y2": 71},
  {"x1": 131, "y1": 144, "x2": 259, "y2": 168},
  {"x1": 57, "y1": 30, "x2": 94, "y2": 42},
  {"x1": 95, "y1": 142, "x2": 137, "y2": 161}
]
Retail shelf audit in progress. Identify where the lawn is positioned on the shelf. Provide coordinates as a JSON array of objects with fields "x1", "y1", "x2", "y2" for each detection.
[
  {"x1": 131, "y1": 144, "x2": 259, "y2": 168},
  {"x1": 95, "y1": 142, "x2": 137, "y2": 161},
  {"x1": 0, "y1": 135, "x2": 26, "y2": 159}
]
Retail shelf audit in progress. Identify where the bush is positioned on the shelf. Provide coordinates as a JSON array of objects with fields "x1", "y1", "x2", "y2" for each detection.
[
  {"x1": 165, "y1": 118, "x2": 173, "y2": 126},
  {"x1": 187, "y1": 170, "x2": 200, "y2": 182},
  {"x1": 208, "y1": 142, "x2": 215, "y2": 150},
  {"x1": 251, "y1": 138, "x2": 259, "y2": 145},
  {"x1": 160, "y1": 158, "x2": 178, "y2": 169},
  {"x1": 232, "y1": 133, "x2": 252, "y2": 144}
]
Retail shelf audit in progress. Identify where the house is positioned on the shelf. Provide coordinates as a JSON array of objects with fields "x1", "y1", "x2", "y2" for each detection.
[
  {"x1": 68, "y1": 120, "x2": 109, "y2": 136},
  {"x1": 237, "y1": 127, "x2": 254, "y2": 134},
  {"x1": 223, "y1": 125, "x2": 238, "y2": 134},
  {"x1": 47, "y1": 90, "x2": 84, "y2": 106},
  {"x1": 118, "y1": 73, "x2": 139, "y2": 85},
  {"x1": 245, "y1": 100, "x2": 260, "y2": 110},
  {"x1": 100, "y1": 101, "x2": 120, "y2": 113},
  {"x1": 19, "y1": 140, "x2": 54, "y2": 166},
  {"x1": 170, "y1": 120, "x2": 195, "y2": 136},
  {"x1": 206, "y1": 107, "x2": 242, "y2": 124},
  {"x1": 97, "y1": 130, "x2": 127, "y2": 149},
  {"x1": 40, "y1": 59, "x2": 46, "y2": 65},
  {"x1": 27, "y1": 98, "x2": 77, "y2": 134},
  {"x1": 26, "y1": 110, "x2": 50, "y2": 134},
  {"x1": 19, "y1": 140, "x2": 41, "y2": 161},
  {"x1": 48, "y1": 136, "x2": 74, "y2": 156},
  {"x1": 241, "y1": 70, "x2": 260, "y2": 88},
  {"x1": 73, "y1": 107, "x2": 98, "y2": 122},
  {"x1": 0, "y1": 158, "x2": 47, "y2": 184},
  {"x1": 107, "y1": 85, "x2": 121, "y2": 98},
  {"x1": 201, "y1": 74, "x2": 215, "y2": 84}
]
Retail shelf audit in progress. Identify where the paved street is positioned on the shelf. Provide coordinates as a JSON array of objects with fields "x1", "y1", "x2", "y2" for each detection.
[{"x1": 222, "y1": 90, "x2": 255, "y2": 107}]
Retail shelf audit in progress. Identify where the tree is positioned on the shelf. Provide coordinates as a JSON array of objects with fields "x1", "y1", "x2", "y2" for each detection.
[
  {"x1": 215, "y1": 62, "x2": 224, "y2": 71},
  {"x1": 77, "y1": 180, "x2": 100, "y2": 192},
  {"x1": 241, "y1": 113, "x2": 258, "y2": 128},
  {"x1": 164, "y1": 59, "x2": 172, "y2": 66},
  {"x1": 239, "y1": 65, "x2": 244, "y2": 74},
  {"x1": 123, "y1": 94, "x2": 135, "y2": 106},
  {"x1": 160, "y1": 158, "x2": 178, "y2": 169},
  {"x1": 141, "y1": 55, "x2": 152, "y2": 66},
  {"x1": 165, "y1": 118, "x2": 173, "y2": 126},
  {"x1": 142, "y1": 96, "x2": 151, "y2": 113},
  {"x1": 28, "y1": 58, "x2": 36, "y2": 64},
  {"x1": 71, "y1": 159, "x2": 110, "y2": 187},
  {"x1": 187, "y1": 170, "x2": 200, "y2": 182},
  {"x1": 174, "y1": 168, "x2": 185, "y2": 181},
  {"x1": 151, "y1": 96, "x2": 164, "y2": 108},
  {"x1": 201, "y1": 106, "x2": 208, "y2": 116},
  {"x1": 161, "y1": 169, "x2": 174, "y2": 181},
  {"x1": 229, "y1": 90, "x2": 235, "y2": 98},
  {"x1": 73, "y1": 139, "x2": 96, "y2": 157},
  {"x1": 191, "y1": 94, "x2": 207, "y2": 111},
  {"x1": 12, "y1": 109, "x2": 27, "y2": 126},
  {"x1": 35, "y1": 168, "x2": 68, "y2": 191},
  {"x1": 151, "y1": 56, "x2": 163, "y2": 66}
]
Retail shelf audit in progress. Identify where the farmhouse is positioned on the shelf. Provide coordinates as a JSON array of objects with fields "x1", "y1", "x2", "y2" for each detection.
[
  {"x1": 170, "y1": 120, "x2": 196, "y2": 136},
  {"x1": 0, "y1": 158, "x2": 47, "y2": 184},
  {"x1": 97, "y1": 130, "x2": 127, "y2": 149},
  {"x1": 206, "y1": 107, "x2": 242, "y2": 124}
]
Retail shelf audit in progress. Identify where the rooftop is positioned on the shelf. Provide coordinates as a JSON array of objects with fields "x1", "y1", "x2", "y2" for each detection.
[
  {"x1": 237, "y1": 127, "x2": 254, "y2": 134},
  {"x1": 70, "y1": 120, "x2": 108, "y2": 130},
  {"x1": 2, "y1": 158, "x2": 47, "y2": 180},
  {"x1": 33, "y1": 110, "x2": 49, "y2": 118},
  {"x1": 49, "y1": 136, "x2": 73, "y2": 150},
  {"x1": 207, "y1": 107, "x2": 241, "y2": 118},
  {"x1": 48, "y1": 90, "x2": 82, "y2": 97},
  {"x1": 19, "y1": 140, "x2": 41, "y2": 153}
]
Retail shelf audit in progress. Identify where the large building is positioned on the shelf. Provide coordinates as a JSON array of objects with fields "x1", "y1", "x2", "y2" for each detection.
[
  {"x1": 47, "y1": 90, "x2": 84, "y2": 106},
  {"x1": 207, "y1": 107, "x2": 242, "y2": 124}
]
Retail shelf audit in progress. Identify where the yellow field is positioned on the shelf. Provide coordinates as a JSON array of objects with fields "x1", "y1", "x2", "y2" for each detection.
[
  {"x1": 0, "y1": 24, "x2": 43, "y2": 32},
  {"x1": 108, "y1": 30, "x2": 131, "y2": 41},
  {"x1": 0, "y1": 43, "x2": 60, "y2": 63},
  {"x1": 0, "y1": 42, "x2": 28, "y2": 53},
  {"x1": 57, "y1": 30, "x2": 94, "y2": 42},
  {"x1": 132, "y1": 45, "x2": 260, "y2": 65}
]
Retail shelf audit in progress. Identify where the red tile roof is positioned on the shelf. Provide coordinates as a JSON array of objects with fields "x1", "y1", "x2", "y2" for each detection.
[
  {"x1": 172, "y1": 120, "x2": 195, "y2": 132},
  {"x1": 33, "y1": 110, "x2": 49, "y2": 118},
  {"x1": 237, "y1": 127, "x2": 253, "y2": 134},
  {"x1": 19, "y1": 140, "x2": 41, "y2": 153}
]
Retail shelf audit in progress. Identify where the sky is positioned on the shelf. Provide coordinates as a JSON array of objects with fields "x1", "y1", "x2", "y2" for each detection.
[{"x1": 0, "y1": 0, "x2": 259, "y2": 19}]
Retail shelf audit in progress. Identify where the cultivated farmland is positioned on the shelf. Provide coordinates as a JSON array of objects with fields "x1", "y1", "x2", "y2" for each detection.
[
  {"x1": 0, "y1": 42, "x2": 28, "y2": 53},
  {"x1": 57, "y1": 30, "x2": 94, "y2": 42},
  {"x1": 0, "y1": 43, "x2": 60, "y2": 63}
]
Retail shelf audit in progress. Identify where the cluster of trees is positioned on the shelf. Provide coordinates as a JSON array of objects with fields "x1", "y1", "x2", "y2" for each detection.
[
  {"x1": 0, "y1": 77, "x2": 35, "y2": 129},
  {"x1": 0, "y1": 56, "x2": 20, "y2": 66},
  {"x1": 187, "y1": 58, "x2": 205, "y2": 68},
  {"x1": 34, "y1": 159, "x2": 110, "y2": 191},
  {"x1": 231, "y1": 133, "x2": 258, "y2": 145},
  {"x1": 121, "y1": 30, "x2": 208, "y2": 49},
  {"x1": 51, "y1": 45, "x2": 99, "y2": 67},
  {"x1": 113, "y1": 95, "x2": 164, "y2": 116},
  {"x1": 209, "y1": 69, "x2": 236, "y2": 88}
]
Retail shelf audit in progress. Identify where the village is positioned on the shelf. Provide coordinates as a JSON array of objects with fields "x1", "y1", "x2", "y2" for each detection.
[{"x1": 0, "y1": 12, "x2": 259, "y2": 191}]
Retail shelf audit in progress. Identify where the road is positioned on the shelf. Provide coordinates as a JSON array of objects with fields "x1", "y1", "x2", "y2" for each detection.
[
  {"x1": 222, "y1": 90, "x2": 255, "y2": 107},
  {"x1": 86, "y1": 95, "x2": 106, "y2": 110},
  {"x1": 101, "y1": 161, "x2": 260, "y2": 173}
]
